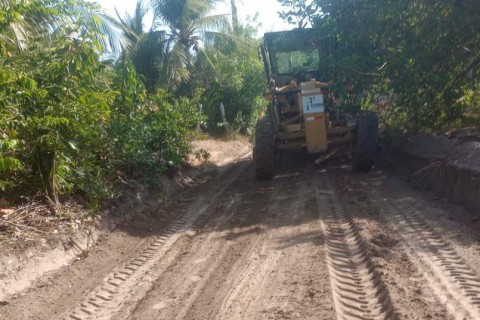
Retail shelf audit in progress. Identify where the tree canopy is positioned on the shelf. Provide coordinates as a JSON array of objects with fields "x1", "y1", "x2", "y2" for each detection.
[
  {"x1": 149, "y1": 0, "x2": 230, "y2": 89},
  {"x1": 276, "y1": 0, "x2": 480, "y2": 130}
]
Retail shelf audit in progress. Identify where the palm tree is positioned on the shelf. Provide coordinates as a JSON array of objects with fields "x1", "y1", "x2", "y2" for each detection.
[
  {"x1": 150, "y1": 0, "x2": 230, "y2": 89},
  {"x1": 115, "y1": 0, "x2": 169, "y2": 92},
  {"x1": 0, "y1": 0, "x2": 125, "y2": 56}
]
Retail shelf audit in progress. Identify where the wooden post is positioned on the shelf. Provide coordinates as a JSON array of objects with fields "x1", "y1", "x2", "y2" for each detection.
[
  {"x1": 197, "y1": 103, "x2": 203, "y2": 131},
  {"x1": 220, "y1": 102, "x2": 229, "y2": 134},
  {"x1": 220, "y1": 102, "x2": 226, "y2": 123}
]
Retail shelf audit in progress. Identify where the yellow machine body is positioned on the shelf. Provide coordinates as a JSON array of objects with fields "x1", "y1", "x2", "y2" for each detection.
[
  {"x1": 299, "y1": 83, "x2": 328, "y2": 153},
  {"x1": 254, "y1": 28, "x2": 378, "y2": 180}
]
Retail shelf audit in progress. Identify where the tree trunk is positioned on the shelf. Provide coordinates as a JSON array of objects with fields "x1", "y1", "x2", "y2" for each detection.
[{"x1": 231, "y1": 0, "x2": 238, "y2": 27}]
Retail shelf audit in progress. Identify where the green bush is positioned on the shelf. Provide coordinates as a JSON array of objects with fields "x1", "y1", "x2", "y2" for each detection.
[
  {"x1": 299, "y1": 0, "x2": 480, "y2": 132},
  {"x1": 0, "y1": 19, "x2": 203, "y2": 207},
  {"x1": 195, "y1": 23, "x2": 268, "y2": 136}
]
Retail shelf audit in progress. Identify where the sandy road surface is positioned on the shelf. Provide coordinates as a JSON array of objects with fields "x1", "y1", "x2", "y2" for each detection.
[{"x1": 1, "y1": 154, "x2": 480, "y2": 320}]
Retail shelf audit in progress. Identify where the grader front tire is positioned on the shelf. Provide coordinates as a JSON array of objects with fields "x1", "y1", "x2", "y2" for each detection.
[
  {"x1": 353, "y1": 112, "x2": 379, "y2": 172},
  {"x1": 254, "y1": 118, "x2": 275, "y2": 180}
]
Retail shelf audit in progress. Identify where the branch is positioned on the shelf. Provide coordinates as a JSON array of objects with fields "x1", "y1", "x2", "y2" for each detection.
[
  {"x1": 332, "y1": 61, "x2": 382, "y2": 78},
  {"x1": 0, "y1": 220, "x2": 50, "y2": 234},
  {"x1": 453, "y1": 55, "x2": 480, "y2": 82}
]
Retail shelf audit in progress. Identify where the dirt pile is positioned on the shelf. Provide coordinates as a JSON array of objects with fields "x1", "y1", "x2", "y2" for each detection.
[{"x1": 386, "y1": 127, "x2": 480, "y2": 209}]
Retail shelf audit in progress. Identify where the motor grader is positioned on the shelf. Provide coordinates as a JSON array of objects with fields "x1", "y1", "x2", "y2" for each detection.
[{"x1": 254, "y1": 28, "x2": 378, "y2": 180}]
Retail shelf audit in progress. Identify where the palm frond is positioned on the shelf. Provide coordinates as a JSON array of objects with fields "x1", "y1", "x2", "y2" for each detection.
[
  {"x1": 146, "y1": 0, "x2": 230, "y2": 89},
  {"x1": 0, "y1": 0, "x2": 128, "y2": 55},
  {"x1": 164, "y1": 39, "x2": 190, "y2": 88},
  {"x1": 116, "y1": 0, "x2": 147, "y2": 38},
  {"x1": 194, "y1": 13, "x2": 230, "y2": 33},
  {"x1": 131, "y1": 31, "x2": 169, "y2": 91},
  {"x1": 115, "y1": 10, "x2": 142, "y2": 47},
  {"x1": 201, "y1": 30, "x2": 236, "y2": 48},
  {"x1": 78, "y1": 9, "x2": 128, "y2": 55},
  {"x1": 133, "y1": 0, "x2": 148, "y2": 35},
  {"x1": 152, "y1": 0, "x2": 215, "y2": 28},
  {"x1": 10, "y1": 20, "x2": 29, "y2": 51}
]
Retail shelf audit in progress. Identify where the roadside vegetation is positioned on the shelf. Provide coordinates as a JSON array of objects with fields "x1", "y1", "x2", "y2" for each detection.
[
  {"x1": 278, "y1": 0, "x2": 480, "y2": 130},
  {"x1": 0, "y1": 0, "x2": 479, "y2": 213},
  {"x1": 0, "y1": 0, "x2": 266, "y2": 210}
]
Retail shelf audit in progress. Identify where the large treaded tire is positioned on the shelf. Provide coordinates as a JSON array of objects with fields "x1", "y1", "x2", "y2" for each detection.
[
  {"x1": 353, "y1": 112, "x2": 379, "y2": 172},
  {"x1": 254, "y1": 118, "x2": 275, "y2": 180}
]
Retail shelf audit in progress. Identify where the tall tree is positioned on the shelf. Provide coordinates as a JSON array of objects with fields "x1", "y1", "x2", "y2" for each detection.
[
  {"x1": 150, "y1": 0, "x2": 229, "y2": 89},
  {"x1": 115, "y1": 0, "x2": 169, "y2": 92}
]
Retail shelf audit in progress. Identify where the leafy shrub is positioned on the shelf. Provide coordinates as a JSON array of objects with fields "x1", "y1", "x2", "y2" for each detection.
[
  {"x1": 197, "y1": 23, "x2": 268, "y2": 136},
  {"x1": 0, "y1": 22, "x2": 203, "y2": 207},
  {"x1": 304, "y1": 0, "x2": 480, "y2": 132}
]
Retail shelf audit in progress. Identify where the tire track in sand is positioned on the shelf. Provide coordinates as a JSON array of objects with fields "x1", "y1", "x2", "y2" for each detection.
[
  {"x1": 129, "y1": 170, "x2": 323, "y2": 320},
  {"x1": 368, "y1": 185, "x2": 480, "y2": 320},
  {"x1": 315, "y1": 175, "x2": 396, "y2": 320},
  {"x1": 214, "y1": 178, "x2": 314, "y2": 320},
  {"x1": 61, "y1": 154, "x2": 252, "y2": 320}
]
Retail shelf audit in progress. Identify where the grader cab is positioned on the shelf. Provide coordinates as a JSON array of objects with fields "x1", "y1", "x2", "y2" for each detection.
[{"x1": 254, "y1": 28, "x2": 378, "y2": 180}]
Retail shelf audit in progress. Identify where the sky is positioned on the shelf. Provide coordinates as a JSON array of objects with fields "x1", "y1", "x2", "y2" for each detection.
[{"x1": 90, "y1": 0, "x2": 291, "y2": 35}]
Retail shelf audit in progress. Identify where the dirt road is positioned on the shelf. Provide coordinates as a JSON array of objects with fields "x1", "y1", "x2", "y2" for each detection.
[{"x1": 2, "y1": 153, "x2": 480, "y2": 320}]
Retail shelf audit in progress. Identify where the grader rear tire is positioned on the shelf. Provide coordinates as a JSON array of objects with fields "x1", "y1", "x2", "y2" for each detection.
[
  {"x1": 353, "y1": 112, "x2": 378, "y2": 172},
  {"x1": 254, "y1": 118, "x2": 275, "y2": 180}
]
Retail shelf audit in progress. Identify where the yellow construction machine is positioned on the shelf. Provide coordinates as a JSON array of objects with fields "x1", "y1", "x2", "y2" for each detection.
[{"x1": 254, "y1": 28, "x2": 379, "y2": 180}]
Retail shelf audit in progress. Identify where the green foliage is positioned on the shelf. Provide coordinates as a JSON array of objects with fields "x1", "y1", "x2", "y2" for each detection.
[
  {"x1": 130, "y1": 31, "x2": 170, "y2": 93},
  {"x1": 200, "y1": 22, "x2": 268, "y2": 135},
  {"x1": 0, "y1": 21, "x2": 114, "y2": 199},
  {"x1": 278, "y1": 0, "x2": 319, "y2": 28},
  {"x1": 149, "y1": 0, "x2": 230, "y2": 90},
  {"x1": 125, "y1": 0, "x2": 265, "y2": 137},
  {"x1": 0, "y1": 0, "x2": 204, "y2": 207},
  {"x1": 305, "y1": 0, "x2": 480, "y2": 131},
  {"x1": 0, "y1": 0, "x2": 124, "y2": 55},
  {"x1": 458, "y1": 82, "x2": 480, "y2": 125},
  {"x1": 106, "y1": 79, "x2": 204, "y2": 181},
  {"x1": 194, "y1": 148, "x2": 211, "y2": 163}
]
